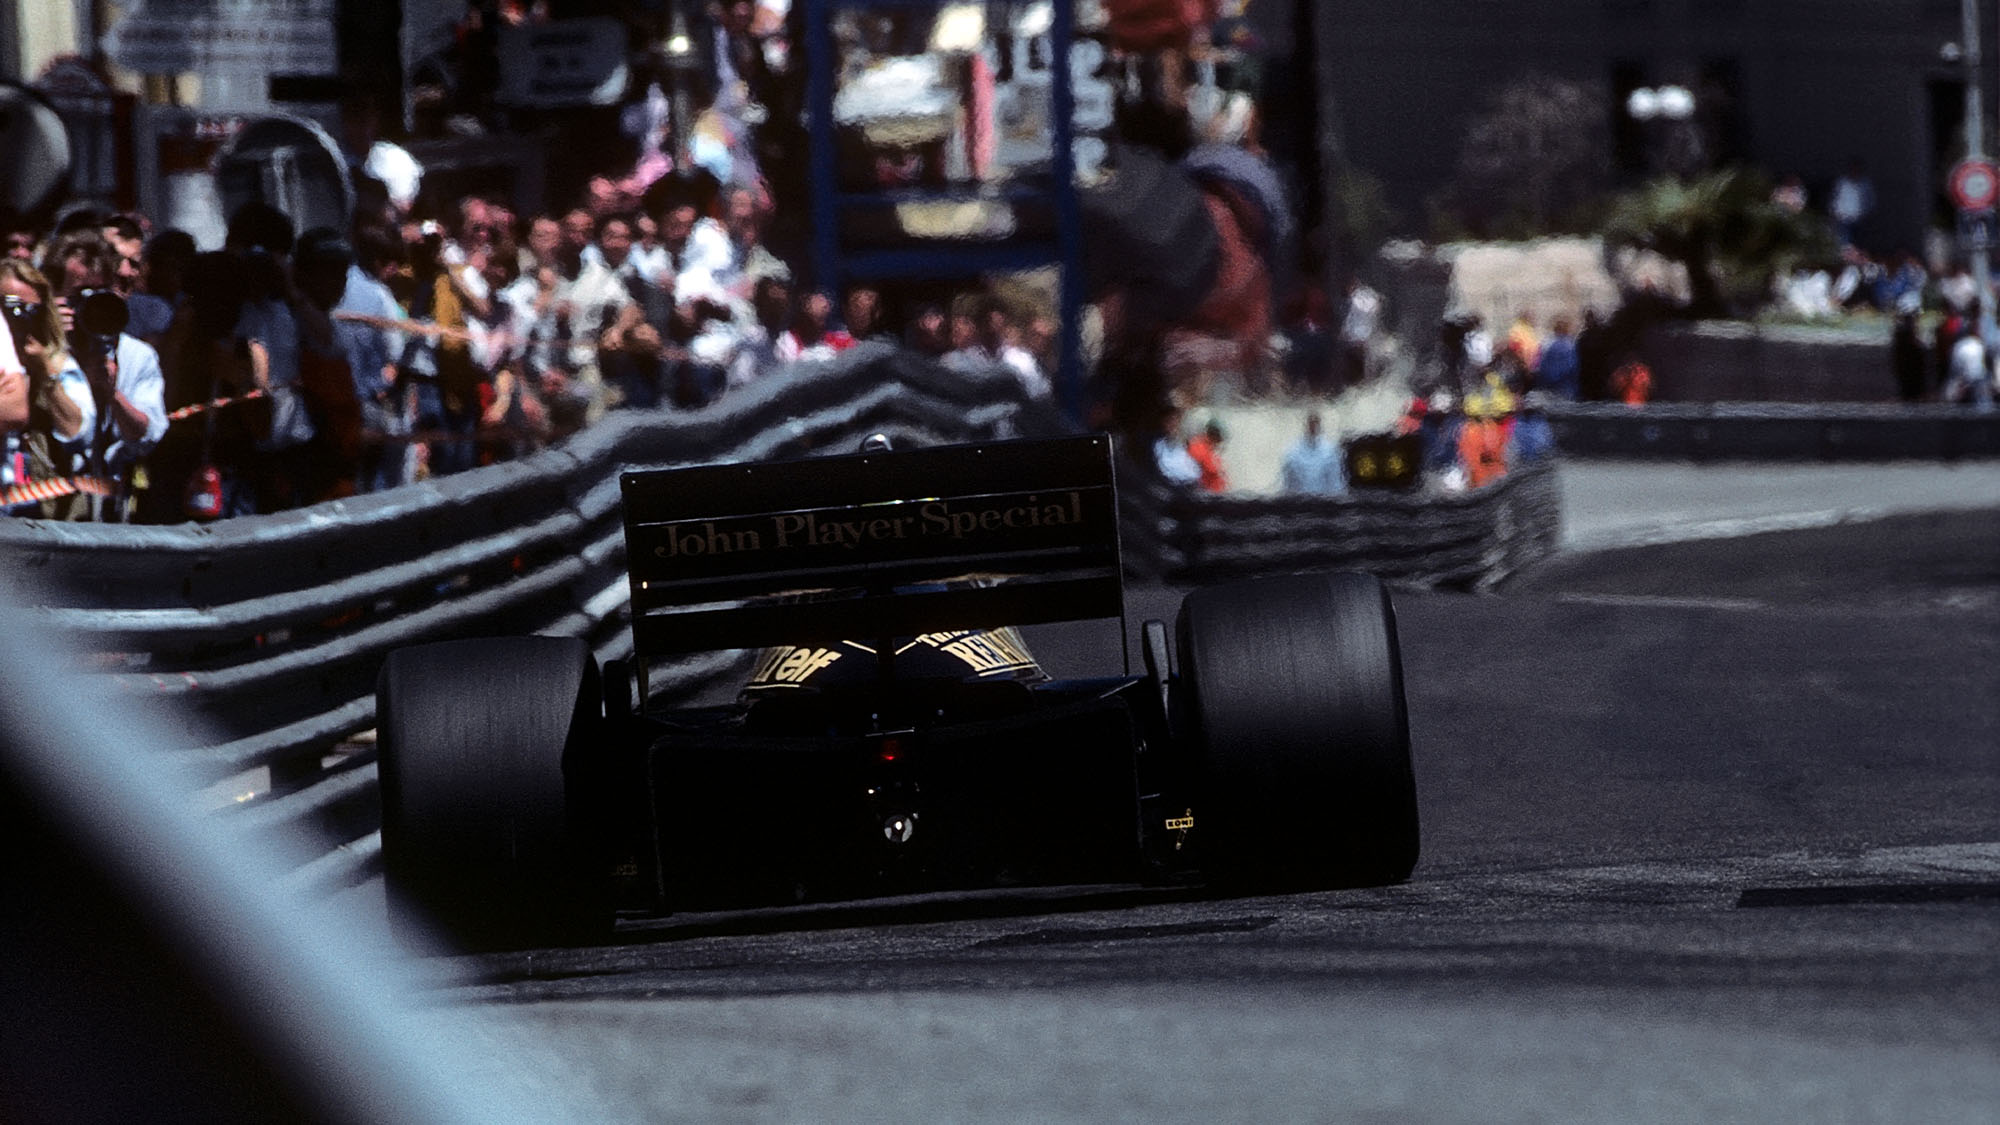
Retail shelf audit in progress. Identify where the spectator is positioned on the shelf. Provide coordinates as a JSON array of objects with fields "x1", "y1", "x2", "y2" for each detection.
[
  {"x1": 42, "y1": 231, "x2": 169, "y2": 520},
  {"x1": 0, "y1": 258, "x2": 97, "y2": 518},
  {"x1": 1337, "y1": 277, "x2": 1380, "y2": 391},
  {"x1": 1536, "y1": 316, "x2": 1581, "y2": 401},
  {"x1": 1459, "y1": 315, "x2": 1494, "y2": 390},
  {"x1": 1456, "y1": 397, "x2": 1509, "y2": 489},
  {"x1": 715, "y1": 185, "x2": 788, "y2": 294},
  {"x1": 905, "y1": 301, "x2": 950, "y2": 359},
  {"x1": 558, "y1": 208, "x2": 596, "y2": 269},
  {"x1": 1938, "y1": 264, "x2": 1978, "y2": 316},
  {"x1": 1832, "y1": 247, "x2": 1883, "y2": 310},
  {"x1": 523, "y1": 214, "x2": 563, "y2": 275},
  {"x1": 628, "y1": 210, "x2": 671, "y2": 284},
  {"x1": 1942, "y1": 323, "x2": 1995, "y2": 406},
  {"x1": 1505, "y1": 314, "x2": 1541, "y2": 372},
  {"x1": 1611, "y1": 352, "x2": 1654, "y2": 406},
  {"x1": 337, "y1": 224, "x2": 413, "y2": 492},
  {"x1": 1575, "y1": 309, "x2": 1613, "y2": 402},
  {"x1": 946, "y1": 300, "x2": 1049, "y2": 399},
  {"x1": 775, "y1": 291, "x2": 840, "y2": 364},
  {"x1": 559, "y1": 212, "x2": 642, "y2": 423},
  {"x1": 291, "y1": 229, "x2": 367, "y2": 502},
  {"x1": 1282, "y1": 287, "x2": 1334, "y2": 395},
  {"x1": 1022, "y1": 314, "x2": 1060, "y2": 381},
  {"x1": 1771, "y1": 173, "x2": 1807, "y2": 213},
  {"x1": 136, "y1": 251, "x2": 254, "y2": 522},
  {"x1": 669, "y1": 279, "x2": 743, "y2": 407},
  {"x1": 1151, "y1": 405, "x2": 1201, "y2": 488},
  {"x1": 652, "y1": 182, "x2": 733, "y2": 291},
  {"x1": 589, "y1": 214, "x2": 671, "y2": 409},
  {"x1": 224, "y1": 201, "x2": 318, "y2": 512},
  {"x1": 1511, "y1": 392, "x2": 1558, "y2": 464},
  {"x1": 1874, "y1": 252, "x2": 1926, "y2": 311},
  {"x1": 1187, "y1": 416, "x2": 1228, "y2": 493},
  {"x1": 100, "y1": 213, "x2": 146, "y2": 300},
  {"x1": 127, "y1": 228, "x2": 196, "y2": 344},
  {"x1": 1828, "y1": 158, "x2": 1875, "y2": 249},
  {"x1": 1279, "y1": 410, "x2": 1344, "y2": 495},
  {"x1": 837, "y1": 286, "x2": 891, "y2": 346},
  {"x1": 1781, "y1": 264, "x2": 1838, "y2": 319},
  {"x1": 733, "y1": 275, "x2": 791, "y2": 387},
  {"x1": 3, "y1": 224, "x2": 36, "y2": 263}
]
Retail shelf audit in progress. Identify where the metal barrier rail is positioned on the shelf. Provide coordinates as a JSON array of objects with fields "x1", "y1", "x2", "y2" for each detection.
[
  {"x1": 8, "y1": 346, "x2": 1559, "y2": 893},
  {"x1": 1548, "y1": 401, "x2": 2000, "y2": 461},
  {"x1": 1116, "y1": 453, "x2": 1560, "y2": 591},
  {"x1": 5, "y1": 347, "x2": 1067, "y2": 890}
]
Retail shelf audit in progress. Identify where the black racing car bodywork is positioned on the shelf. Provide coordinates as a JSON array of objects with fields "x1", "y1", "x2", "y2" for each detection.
[{"x1": 377, "y1": 434, "x2": 1419, "y2": 949}]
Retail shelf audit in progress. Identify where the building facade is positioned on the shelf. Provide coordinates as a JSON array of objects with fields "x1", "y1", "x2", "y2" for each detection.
[{"x1": 1314, "y1": 0, "x2": 1999, "y2": 255}]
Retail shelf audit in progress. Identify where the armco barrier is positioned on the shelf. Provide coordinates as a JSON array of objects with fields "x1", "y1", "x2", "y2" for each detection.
[
  {"x1": 1548, "y1": 401, "x2": 2000, "y2": 461},
  {"x1": 7, "y1": 347, "x2": 1558, "y2": 893},
  {"x1": 1119, "y1": 456, "x2": 1559, "y2": 591}
]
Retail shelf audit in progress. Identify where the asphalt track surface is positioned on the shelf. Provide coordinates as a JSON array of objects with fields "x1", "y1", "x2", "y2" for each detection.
[{"x1": 372, "y1": 494, "x2": 2000, "y2": 1123}]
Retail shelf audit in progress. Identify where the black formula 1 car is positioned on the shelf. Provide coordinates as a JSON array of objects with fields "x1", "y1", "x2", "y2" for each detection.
[{"x1": 376, "y1": 434, "x2": 1419, "y2": 949}]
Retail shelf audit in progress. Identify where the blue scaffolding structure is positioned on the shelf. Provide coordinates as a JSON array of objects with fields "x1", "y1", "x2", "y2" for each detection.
[{"x1": 804, "y1": 0, "x2": 1089, "y2": 420}]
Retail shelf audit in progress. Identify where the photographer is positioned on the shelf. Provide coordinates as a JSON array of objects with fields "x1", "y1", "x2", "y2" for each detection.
[
  {"x1": 41, "y1": 232, "x2": 169, "y2": 521},
  {"x1": 0, "y1": 259, "x2": 99, "y2": 519}
]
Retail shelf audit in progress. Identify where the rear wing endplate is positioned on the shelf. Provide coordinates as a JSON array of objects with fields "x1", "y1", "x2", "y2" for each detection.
[{"x1": 621, "y1": 435, "x2": 1122, "y2": 655}]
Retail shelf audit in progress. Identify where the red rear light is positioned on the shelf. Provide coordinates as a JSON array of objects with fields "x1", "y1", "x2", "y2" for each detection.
[{"x1": 878, "y1": 739, "x2": 902, "y2": 762}]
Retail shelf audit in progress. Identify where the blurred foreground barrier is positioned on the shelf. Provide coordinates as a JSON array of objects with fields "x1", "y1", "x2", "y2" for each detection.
[
  {"x1": 1549, "y1": 402, "x2": 2000, "y2": 461},
  {"x1": 5, "y1": 346, "x2": 1556, "y2": 892}
]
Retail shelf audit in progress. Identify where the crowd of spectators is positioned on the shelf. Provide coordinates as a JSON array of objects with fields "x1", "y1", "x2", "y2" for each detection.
[{"x1": 0, "y1": 2, "x2": 1069, "y2": 524}]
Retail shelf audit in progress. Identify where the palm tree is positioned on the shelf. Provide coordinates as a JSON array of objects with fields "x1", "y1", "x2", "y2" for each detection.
[{"x1": 1603, "y1": 168, "x2": 1837, "y2": 317}]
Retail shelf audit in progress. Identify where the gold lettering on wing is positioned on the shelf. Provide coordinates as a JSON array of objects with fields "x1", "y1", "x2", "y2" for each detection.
[{"x1": 650, "y1": 489, "x2": 1089, "y2": 561}]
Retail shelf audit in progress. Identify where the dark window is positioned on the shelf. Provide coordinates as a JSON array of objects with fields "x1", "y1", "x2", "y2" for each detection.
[
  {"x1": 1698, "y1": 57, "x2": 1748, "y2": 168},
  {"x1": 1611, "y1": 60, "x2": 1648, "y2": 176}
]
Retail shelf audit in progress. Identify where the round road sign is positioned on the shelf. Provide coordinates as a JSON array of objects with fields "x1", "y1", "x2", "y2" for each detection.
[{"x1": 1950, "y1": 159, "x2": 2000, "y2": 212}]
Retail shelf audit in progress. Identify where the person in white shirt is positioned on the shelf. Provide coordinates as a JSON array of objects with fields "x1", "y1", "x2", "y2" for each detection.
[
  {"x1": 774, "y1": 291, "x2": 841, "y2": 365},
  {"x1": 1944, "y1": 327, "x2": 1996, "y2": 406},
  {"x1": 1338, "y1": 279, "x2": 1381, "y2": 390},
  {"x1": 1150, "y1": 405, "x2": 1201, "y2": 488},
  {"x1": 43, "y1": 232, "x2": 169, "y2": 519},
  {"x1": 944, "y1": 302, "x2": 1050, "y2": 399}
]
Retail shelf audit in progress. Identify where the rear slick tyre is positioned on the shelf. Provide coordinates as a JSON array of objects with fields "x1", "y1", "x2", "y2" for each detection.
[
  {"x1": 1176, "y1": 571, "x2": 1419, "y2": 891},
  {"x1": 377, "y1": 636, "x2": 609, "y2": 951}
]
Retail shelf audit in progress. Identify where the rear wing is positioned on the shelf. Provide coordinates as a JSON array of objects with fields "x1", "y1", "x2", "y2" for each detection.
[{"x1": 621, "y1": 435, "x2": 1123, "y2": 656}]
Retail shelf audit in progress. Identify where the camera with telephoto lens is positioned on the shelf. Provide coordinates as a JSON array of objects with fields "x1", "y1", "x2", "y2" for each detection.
[
  {"x1": 68, "y1": 288, "x2": 128, "y2": 364},
  {"x1": 2, "y1": 294, "x2": 47, "y2": 353}
]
